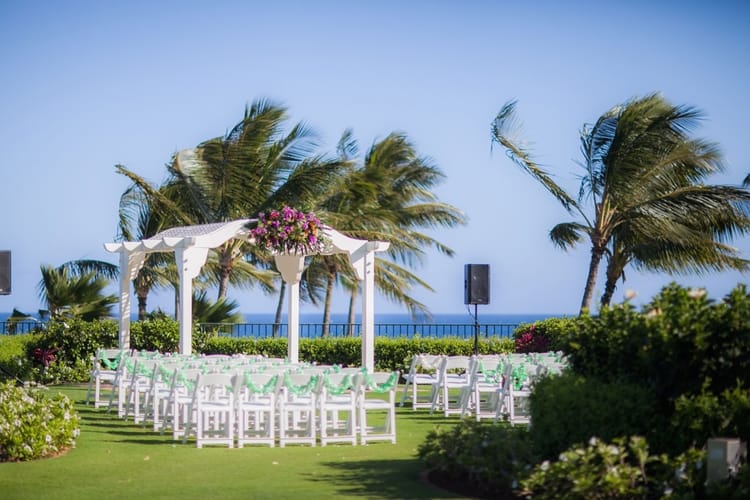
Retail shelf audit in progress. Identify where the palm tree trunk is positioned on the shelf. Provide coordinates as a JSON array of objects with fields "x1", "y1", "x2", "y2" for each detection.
[
  {"x1": 273, "y1": 281, "x2": 286, "y2": 338},
  {"x1": 347, "y1": 286, "x2": 358, "y2": 337},
  {"x1": 600, "y1": 258, "x2": 620, "y2": 307},
  {"x1": 580, "y1": 244, "x2": 606, "y2": 314},
  {"x1": 217, "y1": 245, "x2": 234, "y2": 300},
  {"x1": 137, "y1": 292, "x2": 148, "y2": 321},
  {"x1": 322, "y1": 270, "x2": 335, "y2": 338}
]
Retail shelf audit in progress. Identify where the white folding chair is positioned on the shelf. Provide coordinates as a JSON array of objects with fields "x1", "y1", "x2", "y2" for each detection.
[
  {"x1": 85, "y1": 348, "x2": 126, "y2": 408},
  {"x1": 494, "y1": 362, "x2": 532, "y2": 425},
  {"x1": 163, "y1": 368, "x2": 203, "y2": 440},
  {"x1": 430, "y1": 355, "x2": 472, "y2": 417},
  {"x1": 183, "y1": 372, "x2": 235, "y2": 448},
  {"x1": 233, "y1": 372, "x2": 279, "y2": 448},
  {"x1": 317, "y1": 372, "x2": 357, "y2": 446},
  {"x1": 460, "y1": 356, "x2": 503, "y2": 421},
  {"x1": 399, "y1": 354, "x2": 442, "y2": 410},
  {"x1": 356, "y1": 371, "x2": 398, "y2": 445},
  {"x1": 278, "y1": 372, "x2": 318, "y2": 447}
]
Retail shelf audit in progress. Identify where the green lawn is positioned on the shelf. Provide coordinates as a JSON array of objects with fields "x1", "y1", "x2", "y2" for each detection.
[{"x1": 0, "y1": 385, "x2": 467, "y2": 499}]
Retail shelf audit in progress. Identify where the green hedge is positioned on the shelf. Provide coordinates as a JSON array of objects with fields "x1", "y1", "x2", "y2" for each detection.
[{"x1": 1, "y1": 324, "x2": 516, "y2": 383}]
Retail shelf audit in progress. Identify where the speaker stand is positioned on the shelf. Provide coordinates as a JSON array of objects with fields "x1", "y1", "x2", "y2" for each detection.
[{"x1": 472, "y1": 303, "x2": 479, "y2": 355}]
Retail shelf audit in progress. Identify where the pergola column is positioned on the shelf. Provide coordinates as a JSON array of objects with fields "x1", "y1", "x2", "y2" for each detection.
[
  {"x1": 175, "y1": 245, "x2": 208, "y2": 355},
  {"x1": 117, "y1": 251, "x2": 145, "y2": 351},
  {"x1": 361, "y1": 248, "x2": 376, "y2": 372},
  {"x1": 274, "y1": 254, "x2": 305, "y2": 363}
]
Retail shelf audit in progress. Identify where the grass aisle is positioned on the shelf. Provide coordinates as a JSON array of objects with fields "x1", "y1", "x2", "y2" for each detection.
[{"x1": 0, "y1": 385, "x2": 465, "y2": 499}]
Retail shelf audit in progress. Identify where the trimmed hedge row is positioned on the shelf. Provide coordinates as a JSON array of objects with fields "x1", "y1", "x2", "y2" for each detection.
[{"x1": 0, "y1": 319, "x2": 516, "y2": 383}]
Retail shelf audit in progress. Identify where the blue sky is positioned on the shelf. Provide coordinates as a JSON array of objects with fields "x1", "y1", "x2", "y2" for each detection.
[{"x1": 1, "y1": 1, "x2": 749, "y2": 317}]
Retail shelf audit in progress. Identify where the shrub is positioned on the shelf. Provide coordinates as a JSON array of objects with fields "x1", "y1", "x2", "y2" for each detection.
[
  {"x1": 520, "y1": 436, "x2": 705, "y2": 499},
  {"x1": 514, "y1": 316, "x2": 578, "y2": 352},
  {"x1": 529, "y1": 372, "x2": 664, "y2": 459},
  {"x1": 417, "y1": 420, "x2": 536, "y2": 498},
  {"x1": 669, "y1": 383, "x2": 750, "y2": 452},
  {"x1": 0, "y1": 381, "x2": 80, "y2": 461},
  {"x1": 0, "y1": 334, "x2": 42, "y2": 382},
  {"x1": 514, "y1": 325, "x2": 550, "y2": 353}
]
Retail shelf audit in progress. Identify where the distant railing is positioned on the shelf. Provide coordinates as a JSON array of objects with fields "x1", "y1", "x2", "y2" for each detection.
[
  {"x1": 0, "y1": 320, "x2": 520, "y2": 339},
  {"x1": 199, "y1": 322, "x2": 519, "y2": 339},
  {"x1": 0, "y1": 321, "x2": 46, "y2": 335}
]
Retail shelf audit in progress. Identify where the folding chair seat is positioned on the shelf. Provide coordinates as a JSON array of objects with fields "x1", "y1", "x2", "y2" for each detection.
[
  {"x1": 183, "y1": 372, "x2": 235, "y2": 448},
  {"x1": 233, "y1": 372, "x2": 280, "y2": 448},
  {"x1": 356, "y1": 371, "x2": 398, "y2": 445},
  {"x1": 430, "y1": 355, "x2": 472, "y2": 417},
  {"x1": 399, "y1": 354, "x2": 442, "y2": 410},
  {"x1": 317, "y1": 372, "x2": 357, "y2": 446},
  {"x1": 85, "y1": 348, "x2": 126, "y2": 407},
  {"x1": 494, "y1": 362, "x2": 532, "y2": 425},
  {"x1": 278, "y1": 372, "x2": 318, "y2": 447}
]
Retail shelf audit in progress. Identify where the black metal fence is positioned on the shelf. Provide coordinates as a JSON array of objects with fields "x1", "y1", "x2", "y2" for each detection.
[
  {"x1": 199, "y1": 322, "x2": 519, "y2": 339},
  {"x1": 1, "y1": 320, "x2": 520, "y2": 339},
  {"x1": 0, "y1": 321, "x2": 45, "y2": 335}
]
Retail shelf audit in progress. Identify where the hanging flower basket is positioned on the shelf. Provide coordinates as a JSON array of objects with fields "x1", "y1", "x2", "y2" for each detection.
[{"x1": 250, "y1": 206, "x2": 328, "y2": 254}]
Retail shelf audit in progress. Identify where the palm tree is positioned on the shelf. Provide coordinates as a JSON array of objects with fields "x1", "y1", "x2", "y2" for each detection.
[
  {"x1": 492, "y1": 94, "x2": 750, "y2": 312},
  {"x1": 117, "y1": 99, "x2": 346, "y2": 309},
  {"x1": 37, "y1": 264, "x2": 117, "y2": 320},
  {"x1": 117, "y1": 179, "x2": 177, "y2": 320},
  {"x1": 319, "y1": 130, "x2": 467, "y2": 329}
]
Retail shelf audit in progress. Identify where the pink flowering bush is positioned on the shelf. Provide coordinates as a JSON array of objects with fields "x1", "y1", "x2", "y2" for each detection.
[
  {"x1": 515, "y1": 325, "x2": 550, "y2": 353},
  {"x1": 250, "y1": 206, "x2": 327, "y2": 254}
]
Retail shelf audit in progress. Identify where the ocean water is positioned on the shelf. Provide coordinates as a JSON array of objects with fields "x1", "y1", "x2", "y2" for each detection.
[
  {"x1": 0, "y1": 311, "x2": 567, "y2": 338},
  {"x1": 0, "y1": 312, "x2": 563, "y2": 324}
]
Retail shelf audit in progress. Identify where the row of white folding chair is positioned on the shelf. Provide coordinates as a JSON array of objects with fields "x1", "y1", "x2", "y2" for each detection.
[{"x1": 177, "y1": 369, "x2": 397, "y2": 448}]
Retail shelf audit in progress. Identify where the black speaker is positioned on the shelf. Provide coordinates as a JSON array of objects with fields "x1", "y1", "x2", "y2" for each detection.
[
  {"x1": 464, "y1": 264, "x2": 489, "y2": 305},
  {"x1": 0, "y1": 251, "x2": 9, "y2": 295}
]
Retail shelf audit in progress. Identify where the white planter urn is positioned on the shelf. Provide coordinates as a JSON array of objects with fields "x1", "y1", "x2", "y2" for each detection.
[{"x1": 274, "y1": 254, "x2": 305, "y2": 284}]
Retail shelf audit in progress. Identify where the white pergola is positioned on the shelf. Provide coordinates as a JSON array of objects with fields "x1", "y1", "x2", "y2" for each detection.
[{"x1": 104, "y1": 219, "x2": 390, "y2": 371}]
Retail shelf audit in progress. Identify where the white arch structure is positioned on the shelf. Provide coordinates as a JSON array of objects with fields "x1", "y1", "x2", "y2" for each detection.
[{"x1": 104, "y1": 219, "x2": 390, "y2": 371}]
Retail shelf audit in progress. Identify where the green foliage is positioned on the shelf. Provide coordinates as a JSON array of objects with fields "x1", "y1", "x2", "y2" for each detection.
[
  {"x1": 0, "y1": 382, "x2": 80, "y2": 461},
  {"x1": 520, "y1": 436, "x2": 705, "y2": 499},
  {"x1": 417, "y1": 420, "x2": 536, "y2": 498},
  {"x1": 529, "y1": 372, "x2": 664, "y2": 459},
  {"x1": 130, "y1": 318, "x2": 179, "y2": 352},
  {"x1": 202, "y1": 336, "x2": 514, "y2": 373},
  {"x1": 0, "y1": 334, "x2": 42, "y2": 382},
  {"x1": 513, "y1": 316, "x2": 578, "y2": 351},
  {"x1": 670, "y1": 384, "x2": 750, "y2": 451},
  {"x1": 564, "y1": 283, "x2": 750, "y2": 402}
]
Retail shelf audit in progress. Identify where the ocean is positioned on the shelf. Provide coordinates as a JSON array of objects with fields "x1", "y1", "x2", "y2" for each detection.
[{"x1": 1, "y1": 311, "x2": 565, "y2": 338}]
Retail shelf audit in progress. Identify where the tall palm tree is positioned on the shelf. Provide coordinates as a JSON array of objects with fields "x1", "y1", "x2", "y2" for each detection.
[
  {"x1": 319, "y1": 130, "x2": 467, "y2": 328},
  {"x1": 492, "y1": 94, "x2": 750, "y2": 312},
  {"x1": 37, "y1": 264, "x2": 117, "y2": 320},
  {"x1": 117, "y1": 179, "x2": 178, "y2": 320},
  {"x1": 117, "y1": 98, "x2": 346, "y2": 308}
]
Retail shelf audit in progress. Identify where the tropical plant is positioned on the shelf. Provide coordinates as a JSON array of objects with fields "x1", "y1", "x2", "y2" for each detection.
[
  {"x1": 116, "y1": 176, "x2": 177, "y2": 320},
  {"x1": 318, "y1": 129, "x2": 467, "y2": 329},
  {"x1": 192, "y1": 290, "x2": 243, "y2": 324},
  {"x1": 492, "y1": 94, "x2": 750, "y2": 311},
  {"x1": 116, "y1": 98, "x2": 345, "y2": 308},
  {"x1": 37, "y1": 264, "x2": 117, "y2": 321}
]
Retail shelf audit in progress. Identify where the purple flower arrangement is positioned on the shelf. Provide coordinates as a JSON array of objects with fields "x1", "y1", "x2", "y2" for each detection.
[{"x1": 250, "y1": 206, "x2": 328, "y2": 254}]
